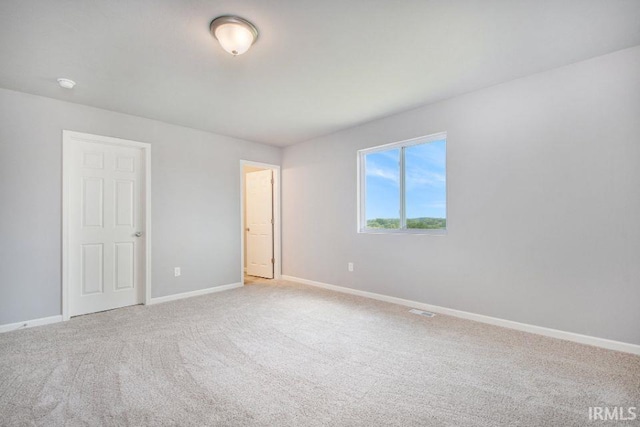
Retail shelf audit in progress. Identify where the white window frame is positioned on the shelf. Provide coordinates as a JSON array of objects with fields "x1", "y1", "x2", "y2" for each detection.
[{"x1": 357, "y1": 131, "x2": 447, "y2": 235}]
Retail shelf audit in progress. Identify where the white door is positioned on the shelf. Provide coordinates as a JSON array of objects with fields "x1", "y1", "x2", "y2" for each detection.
[
  {"x1": 246, "y1": 170, "x2": 274, "y2": 278},
  {"x1": 67, "y1": 139, "x2": 145, "y2": 316}
]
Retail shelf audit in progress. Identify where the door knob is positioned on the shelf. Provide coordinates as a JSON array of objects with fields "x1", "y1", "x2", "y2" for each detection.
[{"x1": 135, "y1": 231, "x2": 143, "y2": 237}]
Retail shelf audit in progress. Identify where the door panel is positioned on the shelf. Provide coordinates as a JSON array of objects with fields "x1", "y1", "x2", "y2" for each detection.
[
  {"x1": 81, "y1": 244, "x2": 103, "y2": 295},
  {"x1": 115, "y1": 180, "x2": 134, "y2": 226},
  {"x1": 115, "y1": 242, "x2": 135, "y2": 290},
  {"x1": 246, "y1": 170, "x2": 274, "y2": 279},
  {"x1": 68, "y1": 140, "x2": 144, "y2": 316},
  {"x1": 82, "y1": 178, "x2": 104, "y2": 227}
]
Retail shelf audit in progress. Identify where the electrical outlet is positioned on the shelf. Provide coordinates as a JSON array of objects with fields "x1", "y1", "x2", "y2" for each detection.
[
  {"x1": 174, "y1": 267, "x2": 181, "y2": 277},
  {"x1": 348, "y1": 262, "x2": 354, "y2": 272}
]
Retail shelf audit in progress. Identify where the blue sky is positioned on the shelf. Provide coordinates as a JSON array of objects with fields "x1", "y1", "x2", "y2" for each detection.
[{"x1": 365, "y1": 140, "x2": 446, "y2": 219}]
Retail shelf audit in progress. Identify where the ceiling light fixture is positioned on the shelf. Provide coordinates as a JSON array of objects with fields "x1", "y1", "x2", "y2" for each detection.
[
  {"x1": 210, "y1": 15, "x2": 258, "y2": 56},
  {"x1": 57, "y1": 78, "x2": 76, "y2": 89}
]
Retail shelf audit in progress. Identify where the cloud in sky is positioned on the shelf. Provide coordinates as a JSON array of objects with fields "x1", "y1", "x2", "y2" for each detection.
[
  {"x1": 366, "y1": 165, "x2": 399, "y2": 183},
  {"x1": 426, "y1": 201, "x2": 447, "y2": 209},
  {"x1": 407, "y1": 139, "x2": 446, "y2": 168},
  {"x1": 406, "y1": 168, "x2": 445, "y2": 188},
  {"x1": 365, "y1": 153, "x2": 445, "y2": 188}
]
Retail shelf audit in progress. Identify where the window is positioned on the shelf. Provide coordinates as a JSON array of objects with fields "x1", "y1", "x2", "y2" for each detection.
[{"x1": 358, "y1": 132, "x2": 447, "y2": 234}]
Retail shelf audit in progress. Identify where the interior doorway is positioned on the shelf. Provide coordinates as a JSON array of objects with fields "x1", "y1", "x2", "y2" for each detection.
[{"x1": 240, "y1": 161, "x2": 281, "y2": 285}]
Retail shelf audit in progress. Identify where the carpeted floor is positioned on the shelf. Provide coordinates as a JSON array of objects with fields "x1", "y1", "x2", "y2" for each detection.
[{"x1": 1, "y1": 279, "x2": 638, "y2": 426}]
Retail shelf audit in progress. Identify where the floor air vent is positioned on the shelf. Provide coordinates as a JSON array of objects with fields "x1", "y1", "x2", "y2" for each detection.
[{"x1": 409, "y1": 309, "x2": 435, "y2": 317}]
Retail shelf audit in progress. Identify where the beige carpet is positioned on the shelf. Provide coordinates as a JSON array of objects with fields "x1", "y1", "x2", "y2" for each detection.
[{"x1": 1, "y1": 280, "x2": 638, "y2": 426}]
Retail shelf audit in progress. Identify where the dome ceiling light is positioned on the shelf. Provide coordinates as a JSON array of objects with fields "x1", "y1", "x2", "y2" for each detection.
[{"x1": 210, "y1": 15, "x2": 258, "y2": 56}]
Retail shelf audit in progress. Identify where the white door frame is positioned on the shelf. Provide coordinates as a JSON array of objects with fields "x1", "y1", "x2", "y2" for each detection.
[
  {"x1": 62, "y1": 130, "x2": 152, "y2": 321},
  {"x1": 240, "y1": 160, "x2": 281, "y2": 285}
]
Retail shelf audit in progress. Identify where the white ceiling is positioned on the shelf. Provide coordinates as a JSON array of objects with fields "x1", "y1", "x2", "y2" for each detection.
[{"x1": 1, "y1": 1, "x2": 639, "y2": 146}]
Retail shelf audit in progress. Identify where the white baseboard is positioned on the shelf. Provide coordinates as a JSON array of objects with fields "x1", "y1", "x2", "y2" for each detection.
[
  {"x1": 0, "y1": 284, "x2": 243, "y2": 333},
  {"x1": 0, "y1": 315, "x2": 63, "y2": 334},
  {"x1": 149, "y1": 282, "x2": 243, "y2": 305},
  {"x1": 281, "y1": 275, "x2": 640, "y2": 356}
]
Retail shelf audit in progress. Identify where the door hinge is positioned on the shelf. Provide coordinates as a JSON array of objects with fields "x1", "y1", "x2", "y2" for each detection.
[
  {"x1": 271, "y1": 258, "x2": 275, "y2": 264},
  {"x1": 271, "y1": 178, "x2": 274, "y2": 185},
  {"x1": 270, "y1": 218, "x2": 274, "y2": 224}
]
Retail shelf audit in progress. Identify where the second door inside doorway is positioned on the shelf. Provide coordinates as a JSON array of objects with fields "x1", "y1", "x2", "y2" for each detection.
[{"x1": 245, "y1": 168, "x2": 274, "y2": 279}]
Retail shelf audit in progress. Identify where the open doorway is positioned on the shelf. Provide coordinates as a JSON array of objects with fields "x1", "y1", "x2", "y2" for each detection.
[{"x1": 240, "y1": 161, "x2": 281, "y2": 285}]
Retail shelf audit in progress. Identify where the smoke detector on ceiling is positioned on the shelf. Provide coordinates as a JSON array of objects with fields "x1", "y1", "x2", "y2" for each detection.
[{"x1": 57, "y1": 78, "x2": 76, "y2": 89}]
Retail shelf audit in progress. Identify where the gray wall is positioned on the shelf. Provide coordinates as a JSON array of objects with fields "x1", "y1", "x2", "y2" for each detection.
[
  {"x1": 0, "y1": 88, "x2": 281, "y2": 324},
  {"x1": 282, "y1": 46, "x2": 640, "y2": 345}
]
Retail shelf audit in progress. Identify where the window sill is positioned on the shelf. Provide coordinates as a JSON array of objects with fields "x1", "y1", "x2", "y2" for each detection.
[{"x1": 358, "y1": 228, "x2": 447, "y2": 236}]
